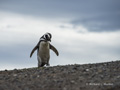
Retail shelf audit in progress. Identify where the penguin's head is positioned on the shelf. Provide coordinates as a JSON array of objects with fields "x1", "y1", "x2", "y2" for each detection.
[{"x1": 41, "y1": 32, "x2": 52, "y2": 42}]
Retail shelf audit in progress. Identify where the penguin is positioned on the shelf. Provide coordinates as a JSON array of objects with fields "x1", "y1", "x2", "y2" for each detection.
[{"x1": 30, "y1": 32, "x2": 59, "y2": 67}]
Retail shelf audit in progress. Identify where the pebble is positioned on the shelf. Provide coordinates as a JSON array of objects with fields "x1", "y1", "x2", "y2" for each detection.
[
  {"x1": 85, "y1": 69, "x2": 89, "y2": 72},
  {"x1": 13, "y1": 74, "x2": 17, "y2": 77}
]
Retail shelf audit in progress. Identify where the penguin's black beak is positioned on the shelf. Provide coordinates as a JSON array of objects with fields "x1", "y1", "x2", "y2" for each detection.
[
  {"x1": 46, "y1": 38, "x2": 51, "y2": 42},
  {"x1": 49, "y1": 39, "x2": 51, "y2": 42}
]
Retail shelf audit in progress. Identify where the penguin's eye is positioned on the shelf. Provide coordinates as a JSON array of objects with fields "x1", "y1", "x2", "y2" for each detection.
[{"x1": 45, "y1": 35, "x2": 48, "y2": 39}]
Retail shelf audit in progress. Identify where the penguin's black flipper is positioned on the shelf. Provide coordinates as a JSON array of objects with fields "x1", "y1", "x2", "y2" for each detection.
[
  {"x1": 30, "y1": 41, "x2": 40, "y2": 58},
  {"x1": 50, "y1": 44, "x2": 59, "y2": 56}
]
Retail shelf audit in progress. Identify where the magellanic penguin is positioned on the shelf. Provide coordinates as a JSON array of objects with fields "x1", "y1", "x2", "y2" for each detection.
[{"x1": 30, "y1": 33, "x2": 59, "y2": 67}]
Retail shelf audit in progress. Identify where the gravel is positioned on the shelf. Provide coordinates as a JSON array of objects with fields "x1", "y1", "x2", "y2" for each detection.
[{"x1": 0, "y1": 60, "x2": 120, "y2": 90}]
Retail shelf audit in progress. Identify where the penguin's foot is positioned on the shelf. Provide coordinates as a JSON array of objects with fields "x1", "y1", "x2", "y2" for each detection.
[{"x1": 46, "y1": 63, "x2": 50, "y2": 66}]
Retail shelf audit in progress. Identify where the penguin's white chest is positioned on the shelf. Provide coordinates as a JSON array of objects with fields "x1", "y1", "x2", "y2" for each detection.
[{"x1": 38, "y1": 41, "x2": 50, "y2": 60}]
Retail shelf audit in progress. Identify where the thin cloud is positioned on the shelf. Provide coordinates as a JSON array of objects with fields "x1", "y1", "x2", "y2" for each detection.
[{"x1": 0, "y1": 0, "x2": 120, "y2": 32}]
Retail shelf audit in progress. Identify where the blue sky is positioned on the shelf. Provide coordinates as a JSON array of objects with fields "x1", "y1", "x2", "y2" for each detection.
[{"x1": 0, "y1": 0, "x2": 120, "y2": 70}]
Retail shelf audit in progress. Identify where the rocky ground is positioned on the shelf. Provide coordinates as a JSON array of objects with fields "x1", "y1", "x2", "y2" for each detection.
[{"x1": 0, "y1": 60, "x2": 120, "y2": 90}]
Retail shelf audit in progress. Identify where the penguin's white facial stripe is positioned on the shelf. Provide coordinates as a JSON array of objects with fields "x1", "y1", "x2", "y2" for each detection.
[
  {"x1": 40, "y1": 38, "x2": 45, "y2": 41},
  {"x1": 47, "y1": 34, "x2": 50, "y2": 38},
  {"x1": 48, "y1": 33, "x2": 52, "y2": 38},
  {"x1": 43, "y1": 35, "x2": 46, "y2": 39}
]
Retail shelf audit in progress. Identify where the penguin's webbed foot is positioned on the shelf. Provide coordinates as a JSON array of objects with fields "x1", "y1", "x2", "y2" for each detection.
[{"x1": 46, "y1": 63, "x2": 50, "y2": 66}]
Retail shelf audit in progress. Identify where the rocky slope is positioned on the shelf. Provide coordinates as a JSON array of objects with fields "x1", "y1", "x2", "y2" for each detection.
[{"x1": 0, "y1": 60, "x2": 120, "y2": 90}]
